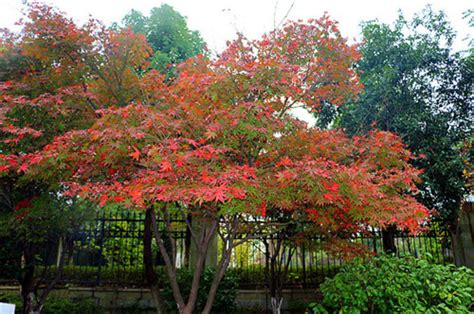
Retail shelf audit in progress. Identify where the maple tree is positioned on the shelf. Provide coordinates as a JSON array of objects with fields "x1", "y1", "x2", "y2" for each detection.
[
  {"x1": 23, "y1": 14, "x2": 430, "y2": 314},
  {"x1": 0, "y1": 2, "x2": 150, "y2": 313}
]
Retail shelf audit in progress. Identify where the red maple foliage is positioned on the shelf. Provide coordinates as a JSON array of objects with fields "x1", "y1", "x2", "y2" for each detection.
[
  {"x1": 1, "y1": 6, "x2": 429, "y2": 313},
  {"x1": 0, "y1": 3, "x2": 152, "y2": 313}
]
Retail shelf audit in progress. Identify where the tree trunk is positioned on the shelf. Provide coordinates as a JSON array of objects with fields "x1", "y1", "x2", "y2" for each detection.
[
  {"x1": 450, "y1": 227, "x2": 465, "y2": 266},
  {"x1": 382, "y1": 224, "x2": 397, "y2": 254},
  {"x1": 144, "y1": 207, "x2": 166, "y2": 314},
  {"x1": 151, "y1": 207, "x2": 222, "y2": 314},
  {"x1": 449, "y1": 216, "x2": 468, "y2": 267},
  {"x1": 150, "y1": 207, "x2": 185, "y2": 311},
  {"x1": 270, "y1": 295, "x2": 283, "y2": 314},
  {"x1": 32, "y1": 236, "x2": 70, "y2": 314},
  {"x1": 269, "y1": 254, "x2": 283, "y2": 314},
  {"x1": 178, "y1": 307, "x2": 193, "y2": 314},
  {"x1": 21, "y1": 244, "x2": 36, "y2": 314},
  {"x1": 23, "y1": 292, "x2": 35, "y2": 314},
  {"x1": 202, "y1": 249, "x2": 232, "y2": 314},
  {"x1": 267, "y1": 236, "x2": 289, "y2": 314},
  {"x1": 202, "y1": 215, "x2": 248, "y2": 314},
  {"x1": 451, "y1": 201, "x2": 474, "y2": 267},
  {"x1": 189, "y1": 218, "x2": 218, "y2": 270},
  {"x1": 184, "y1": 219, "x2": 218, "y2": 314}
]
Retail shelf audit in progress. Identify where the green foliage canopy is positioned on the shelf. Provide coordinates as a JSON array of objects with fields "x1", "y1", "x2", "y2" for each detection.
[
  {"x1": 122, "y1": 4, "x2": 206, "y2": 73},
  {"x1": 335, "y1": 7, "x2": 473, "y2": 230}
]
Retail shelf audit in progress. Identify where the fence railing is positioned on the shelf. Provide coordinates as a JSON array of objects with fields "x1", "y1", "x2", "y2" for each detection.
[{"x1": 5, "y1": 210, "x2": 453, "y2": 288}]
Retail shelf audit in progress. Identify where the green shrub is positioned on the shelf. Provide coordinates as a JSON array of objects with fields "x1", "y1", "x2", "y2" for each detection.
[
  {"x1": 0, "y1": 292, "x2": 22, "y2": 312},
  {"x1": 0, "y1": 293, "x2": 104, "y2": 314},
  {"x1": 39, "y1": 264, "x2": 339, "y2": 289},
  {"x1": 309, "y1": 255, "x2": 474, "y2": 313},
  {"x1": 43, "y1": 297, "x2": 104, "y2": 314},
  {"x1": 162, "y1": 267, "x2": 238, "y2": 313}
]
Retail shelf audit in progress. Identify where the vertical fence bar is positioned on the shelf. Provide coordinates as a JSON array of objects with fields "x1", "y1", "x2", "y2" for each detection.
[
  {"x1": 301, "y1": 243, "x2": 307, "y2": 288},
  {"x1": 96, "y1": 211, "x2": 105, "y2": 286},
  {"x1": 372, "y1": 230, "x2": 377, "y2": 254}
]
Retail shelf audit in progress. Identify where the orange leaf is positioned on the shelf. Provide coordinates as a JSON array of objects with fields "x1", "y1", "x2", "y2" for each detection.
[{"x1": 129, "y1": 146, "x2": 141, "y2": 161}]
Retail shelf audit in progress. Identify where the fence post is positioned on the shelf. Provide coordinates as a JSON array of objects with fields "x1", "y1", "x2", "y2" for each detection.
[
  {"x1": 56, "y1": 237, "x2": 63, "y2": 268},
  {"x1": 301, "y1": 244, "x2": 306, "y2": 288},
  {"x1": 372, "y1": 230, "x2": 377, "y2": 253},
  {"x1": 96, "y1": 211, "x2": 106, "y2": 286}
]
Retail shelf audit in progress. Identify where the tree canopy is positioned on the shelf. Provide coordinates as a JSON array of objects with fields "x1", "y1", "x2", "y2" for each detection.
[
  {"x1": 0, "y1": 2, "x2": 151, "y2": 312},
  {"x1": 335, "y1": 7, "x2": 473, "y2": 232},
  {"x1": 23, "y1": 15, "x2": 429, "y2": 313},
  {"x1": 122, "y1": 4, "x2": 205, "y2": 73},
  {"x1": 0, "y1": 3, "x2": 436, "y2": 314}
]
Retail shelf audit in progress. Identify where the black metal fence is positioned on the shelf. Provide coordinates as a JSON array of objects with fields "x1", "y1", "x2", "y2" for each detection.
[{"x1": 31, "y1": 210, "x2": 452, "y2": 288}]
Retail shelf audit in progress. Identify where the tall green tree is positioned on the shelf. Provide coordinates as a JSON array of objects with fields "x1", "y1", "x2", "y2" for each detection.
[
  {"x1": 334, "y1": 7, "x2": 473, "y2": 257},
  {"x1": 122, "y1": 4, "x2": 205, "y2": 74}
]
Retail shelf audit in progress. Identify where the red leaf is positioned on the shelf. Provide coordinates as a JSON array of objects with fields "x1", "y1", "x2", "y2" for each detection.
[
  {"x1": 18, "y1": 163, "x2": 29, "y2": 173},
  {"x1": 213, "y1": 187, "x2": 227, "y2": 203},
  {"x1": 160, "y1": 160, "x2": 173, "y2": 172},
  {"x1": 324, "y1": 182, "x2": 340, "y2": 192},
  {"x1": 99, "y1": 194, "x2": 108, "y2": 206},
  {"x1": 129, "y1": 146, "x2": 141, "y2": 161},
  {"x1": 276, "y1": 156, "x2": 292, "y2": 167},
  {"x1": 258, "y1": 203, "x2": 267, "y2": 217},
  {"x1": 15, "y1": 199, "x2": 32, "y2": 211},
  {"x1": 0, "y1": 165, "x2": 10, "y2": 173},
  {"x1": 322, "y1": 193, "x2": 334, "y2": 202}
]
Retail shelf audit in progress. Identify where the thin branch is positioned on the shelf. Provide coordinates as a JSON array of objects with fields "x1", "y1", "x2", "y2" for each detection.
[
  {"x1": 184, "y1": 212, "x2": 199, "y2": 246},
  {"x1": 150, "y1": 207, "x2": 185, "y2": 309},
  {"x1": 162, "y1": 205, "x2": 177, "y2": 266},
  {"x1": 36, "y1": 236, "x2": 70, "y2": 311},
  {"x1": 275, "y1": 1, "x2": 295, "y2": 31}
]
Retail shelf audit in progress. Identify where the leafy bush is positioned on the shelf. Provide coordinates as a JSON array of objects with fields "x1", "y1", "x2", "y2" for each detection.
[
  {"x1": 309, "y1": 255, "x2": 474, "y2": 313},
  {"x1": 0, "y1": 235, "x2": 22, "y2": 280},
  {"x1": 40, "y1": 265, "x2": 149, "y2": 286},
  {"x1": 0, "y1": 292, "x2": 104, "y2": 314},
  {"x1": 39, "y1": 264, "x2": 340, "y2": 289},
  {"x1": 162, "y1": 267, "x2": 238, "y2": 313},
  {"x1": 0, "y1": 292, "x2": 22, "y2": 312},
  {"x1": 43, "y1": 297, "x2": 104, "y2": 314}
]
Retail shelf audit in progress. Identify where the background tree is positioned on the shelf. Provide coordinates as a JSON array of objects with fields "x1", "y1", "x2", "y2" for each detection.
[
  {"x1": 122, "y1": 4, "x2": 205, "y2": 75},
  {"x1": 326, "y1": 7, "x2": 473, "y2": 255},
  {"x1": 0, "y1": 29, "x2": 29, "y2": 83}
]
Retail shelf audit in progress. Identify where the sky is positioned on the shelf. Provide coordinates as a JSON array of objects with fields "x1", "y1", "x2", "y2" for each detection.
[{"x1": 0, "y1": 0, "x2": 472, "y2": 54}]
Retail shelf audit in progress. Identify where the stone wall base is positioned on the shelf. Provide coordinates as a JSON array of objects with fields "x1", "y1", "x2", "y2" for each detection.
[{"x1": 0, "y1": 286, "x2": 318, "y2": 313}]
